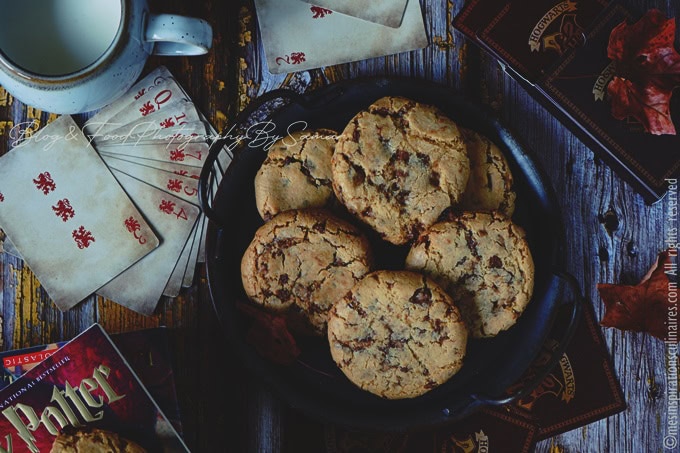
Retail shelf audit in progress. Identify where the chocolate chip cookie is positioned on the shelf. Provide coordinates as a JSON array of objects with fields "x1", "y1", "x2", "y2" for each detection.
[
  {"x1": 327, "y1": 270, "x2": 468, "y2": 399},
  {"x1": 50, "y1": 428, "x2": 146, "y2": 453},
  {"x1": 255, "y1": 129, "x2": 338, "y2": 221},
  {"x1": 241, "y1": 209, "x2": 372, "y2": 334},
  {"x1": 332, "y1": 96, "x2": 470, "y2": 245},
  {"x1": 459, "y1": 129, "x2": 516, "y2": 216},
  {"x1": 405, "y1": 212, "x2": 534, "y2": 338}
]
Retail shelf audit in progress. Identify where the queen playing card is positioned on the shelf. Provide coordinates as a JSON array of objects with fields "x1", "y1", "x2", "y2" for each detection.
[
  {"x1": 0, "y1": 116, "x2": 159, "y2": 310},
  {"x1": 255, "y1": 0, "x2": 428, "y2": 74}
]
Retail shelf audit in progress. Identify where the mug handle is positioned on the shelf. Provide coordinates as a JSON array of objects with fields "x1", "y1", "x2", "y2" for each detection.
[{"x1": 145, "y1": 14, "x2": 212, "y2": 56}]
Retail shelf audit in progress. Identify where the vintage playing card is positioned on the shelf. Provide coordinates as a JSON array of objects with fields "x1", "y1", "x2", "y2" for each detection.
[
  {"x1": 102, "y1": 156, "x2": 200, "y2": 204},
  {"x1": 182, "y1": 215, "x2": 203, "y2": 287},
  {"x1": 95, "y1": 142, "x2": 209, "y2": 167},
  {"x1": 102, "y1": 99, "x2": 202, "y2": 139},
  {"x1": 255, "y1": 0, "x2": 428, "y2": 74},
  {"x1": 0, "y1": 115, "x2": 159, "y2": 310},
  {"x1": 103, "y1": 154, "x2": 204, "y2": 286},
  {"x1": 162, "y1": 221, "x2": 197, "y2": 297},
  {"x1": 83, "y1": 66, "x2": 176, "y2": 136},
  {"x1": 99, "y1": 152, "x2": 203, "y2": 178},
  {"x1": 85, "y1": 73, "x2": 191, "y2": 136},
  {"x1": 98, "y1": 170, "x2": 200, "y2": 315},
  {"x1": 90, "y1": 121, "x2": 208, "y2": 147},
  {"x1": 298, "y1": 0, "x2": 409, "y2": 28}
]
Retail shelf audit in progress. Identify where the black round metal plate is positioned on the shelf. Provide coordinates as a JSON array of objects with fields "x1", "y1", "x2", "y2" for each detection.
[{"x1": 204, "y1": 78, "x2": 566, "y2": 431}]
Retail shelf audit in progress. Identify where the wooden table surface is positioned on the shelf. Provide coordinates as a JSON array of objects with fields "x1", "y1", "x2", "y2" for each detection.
[{"x1": 0, "y1": 0, "x2": 677, "y2": 452}]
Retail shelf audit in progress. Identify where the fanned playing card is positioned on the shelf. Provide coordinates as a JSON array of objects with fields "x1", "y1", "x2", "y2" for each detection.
[
  {"x1": 83, "y1": 66, "x2": 176, "y2": 137},
  {"x1": 255, "y1": 0, "x2": 427, "y2": 74},
  {"x1": 162, "y1": 221, "x2": 198, "y2": 298},
  {"x1": 98, "y1": 153, "x2": 204, "y2": 289},
  {"x1": 80, "y1": 65, "x2": 232, "y2": 303},
  {"x1": 298, "y1": 0, "x2": 409, "y2": 28},
  {"x1": 99, "y1": 153, "x2": 203, "y2": 179},
  {"x1": 182, "y1": 216, "x2": 204, "y2": 287},
  {"x1": 85, "y1": 71, "x2": 189, "y2": 136},
  {"x1": 0, "y1": 116, "x2": 159, "y2": 310},
  {"x1": 96, "y1": 142, "x2": 209, "y2": 167},
  {"x1": 97, "y1": 170, "x2": 199, "y2": 315},
  {"x1": 103, "y1": 157, "x2": 200, "y2": 204}
]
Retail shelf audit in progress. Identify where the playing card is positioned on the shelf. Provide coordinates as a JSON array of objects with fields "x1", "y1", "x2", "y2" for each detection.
[
  {"x1": 182, "y1": 215, "x2": 204, "y2": 287},
  {"x1": 0, "y1": 116, "x2": 159, "y2": 310},
  {"x1": 98, "y1": 170, "x2": 200, "y2": 315},
  {"x1": 83, "y1": 66, "x2": 176, "y2": 136},
  {"x1": 103, "y1": 99, "x2": 202, "y2": 139},
  {"x1": 162, "y1": 220, "x2": 197, "y2": 297},
  {"x1": 1, "y1": 235, "x2": 21, "y2": 258},
  {"x1": 101, "y1": 156, "x2": 200, "y2": 204},
  {"x1": 255, "y1": 0, "x2": 428, "y2": 74},
  {"x1": 95, "y1": 142, "x2": 209, "y2": 167},
  {"x1": 100, "y1": 154, "x2": 205, "y2": 289},
  {"x1": 90, "y1": 121, "x2": 208, "y2": 147},
  {"x1": 86, "y1": 75, "x2": 192, "y2": 137},
  {"x1": 298, "y1": 0, "x2": 408, "y2": 28},
  {"x1": 99, "y1": 153, "x2": 202, "y2": 179}
]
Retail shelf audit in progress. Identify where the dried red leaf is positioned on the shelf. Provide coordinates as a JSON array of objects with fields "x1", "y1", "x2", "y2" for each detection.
[
  {"x1": 607, "y1": 9, "x2": 680, "y2": 135},
  {"x1": 597, "y1": 250, "x2": 676, "y2": 340},
  {"x1": 236, "y1": 301, "x2": 301, "y2": 365}
]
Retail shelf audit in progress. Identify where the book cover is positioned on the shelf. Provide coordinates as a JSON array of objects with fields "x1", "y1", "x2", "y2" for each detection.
[
  {"x1": 0, "y1": 329, "x2": 183, "y2": 436},
  {"x1": 453, "y1": 1, "x2": 680, "y2": 202},
  {"x1": 0, "y1": 324, "x2": 188, "y2": 452}
]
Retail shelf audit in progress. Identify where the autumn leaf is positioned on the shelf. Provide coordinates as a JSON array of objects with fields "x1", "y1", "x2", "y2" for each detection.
[
  {"x1": 607, "y1": 9, "x2": 680, "y2": 135},
  {"x1": 236, "y1": 301, "x2": 301, "y2": 365},
  {"x1": 597, "y1": 250, "x2": 676, "y2": 340}
]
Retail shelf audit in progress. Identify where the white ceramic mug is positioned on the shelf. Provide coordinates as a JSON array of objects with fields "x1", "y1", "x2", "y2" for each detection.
[{"x1": 0, "y1": 0, "x2": 212, "y2": 114}]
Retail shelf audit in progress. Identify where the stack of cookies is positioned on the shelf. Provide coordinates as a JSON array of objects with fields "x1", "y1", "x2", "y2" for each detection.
[{"x1": 240, "y1": 96, "x2": 534, "y2": 400}]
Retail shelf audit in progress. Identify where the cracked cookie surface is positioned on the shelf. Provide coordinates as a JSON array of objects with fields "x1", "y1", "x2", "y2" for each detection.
[
  {"x1": 255, "y1": 129, "x2": 338, "y2": 220},
  {"x1": 331, "y1": 96, "x2": 470, "y2": 245},
  {"x1": 405, "y1": 212, "x2": 534, "y2": 338},
  {"x1": 327, "y1": 270, "x2": 467, "y2": 399},
  {"x1": 459, "y1": 129, "x2": 516, "y2": 216},
  {"x1": 241, "y1": 209, "x2": 372, "y2": 334}
]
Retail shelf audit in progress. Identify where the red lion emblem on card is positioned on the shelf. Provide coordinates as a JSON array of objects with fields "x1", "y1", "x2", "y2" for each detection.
[
  {"x1": 159, "y1": 199, "x2": 176, "y2": 214},
  {"x1": 160, "y1": 118, "x2": 176, "y2": 129},
  {"x1": 52, "y1": 199, "x2": 75, "y2": 222},
  {"x1": 124, "y1": 216, "x2": 147, "y2": 245},
  {"x1": 139, "y1": 101, "x2": 155, "y2": 116},
  {"x1": 72, "y1": 226, "x2": 95, "y2": 249},
  {"x1": 33, "y1": 172, "x2": 56, "y2": 195},
  {"x1": 276, "y1": 52, "x2": 306, "y2": 66},
  {"x1": 169, "y1": 148, "x2": 185, "y2": 162},
  {"x1": 310, "y1": 6, "x2": 332, "y2": 18},
  {"x1": 0, "y1": 193, "x2": 4, "y2": 202},
  {"x1": 167, "y1": 179, "x2": 183, "y2": 193}
]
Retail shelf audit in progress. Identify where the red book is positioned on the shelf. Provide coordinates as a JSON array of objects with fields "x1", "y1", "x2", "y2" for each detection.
[{"x1": 0, "y1": 324, "x2": 188, "y2": 453}]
